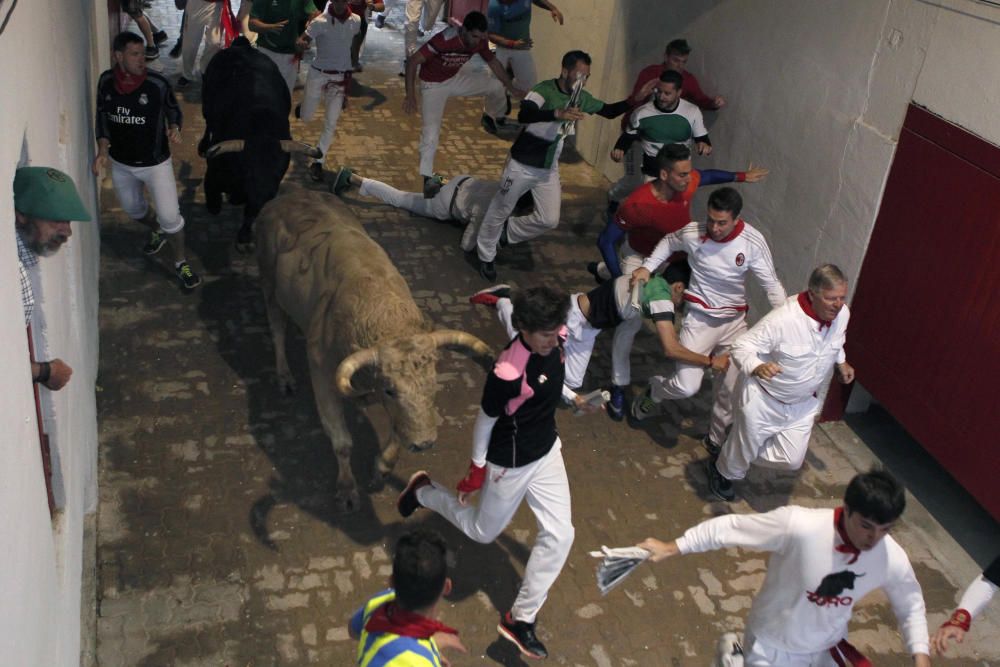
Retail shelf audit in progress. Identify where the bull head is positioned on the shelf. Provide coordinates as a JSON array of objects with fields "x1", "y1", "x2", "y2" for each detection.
[{"x1": 205, "y1": 139, "x2": 323, "y2": 160}]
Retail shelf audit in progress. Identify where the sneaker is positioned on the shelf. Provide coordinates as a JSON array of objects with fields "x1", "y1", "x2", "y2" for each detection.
[
  {"x1": 630, "y1": 387, "x2": 658, "y2": 421},
  {"x1": 481, "y1": 114, "x2": 500, "y2": 135},
  {"x1": 144, "y1": 45, "x2": 159, "y2": 61},
  {"x1": 152, "y1": 30, "x2": 169, "y2": 45},
  {"x1": 175, "y1": 76, "x2": 192, "y2": 89},
  {"x1": 703, "y1": 437, "x2": 722, "y2": 459},
  {"x1": 175, "y1": 262, "x2": 202, "y2": 290},
  {"x1": 469, "y1": 284, "x2": 511, "y2": 308},
  {"x1": 397, "y1": 470, "x2": 431, "y2": 518},
  {"x1": 706, "y1": 459, "x2": 735, "y2": 502},
  {"x1": 168, "y1": 40, "x2": 183, "y2": 58},
  {"x1": 607, "y1": 385, "x2": 626, "y2": 421},
  {"x1": 479, "y1": 260, "x2": 497, "y2": 282},
  {"x1": 586, "y1": 261, "x2": 606, "y2": 285},
  {"x1": 308, "y1": 161, "x2": 325, "y2": 183},
  {"x1": 498, "y1": 612, "x2": 548, "y2": 660},
  {"x1": 142, "y1": 231, "x2": 166, "y2": 256},
  {"x1": 374, "y1": 13, "x2": 386, "y2": 28},
  {"x1": 423, "y1": 174, "x2": 445, "y2": 199},
  {"x1": 714, "y1": 632, "x2": 744, "y2": 667},
  {"x1": 331, "y1": 166, "x2": 353, "y2": 196}
]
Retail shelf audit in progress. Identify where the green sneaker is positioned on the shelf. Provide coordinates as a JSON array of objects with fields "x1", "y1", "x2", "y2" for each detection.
[
  {"x1": 423, "y1": 173, "x2": 445, "y2": 199},
  {"x1": 331, "y1": 166, "x2": 354, "y2": 196},
  {"x1": 143, "y1": 230, "x2": 166, "y2": 255},
  {"x1": 175, "y1": 262, "x2": 202, "y2": 290},
  {"x1": 630, "y1": 387, "x2": 658, "y2": 421}
]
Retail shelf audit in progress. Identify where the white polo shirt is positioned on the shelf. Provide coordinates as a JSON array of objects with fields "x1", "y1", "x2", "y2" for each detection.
[{"x1": 306, "y1": 10, "x2": 360, "y2": 72}]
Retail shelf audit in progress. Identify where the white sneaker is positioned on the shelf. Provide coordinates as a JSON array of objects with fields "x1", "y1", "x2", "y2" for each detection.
[{"x1": 713, "y1": 632, "x2": 744, "y2": 667}]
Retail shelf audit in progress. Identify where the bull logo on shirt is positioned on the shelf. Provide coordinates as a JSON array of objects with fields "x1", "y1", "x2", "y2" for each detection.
[
  {"x1": 806, "y1": 570, "x2": 865, "y2": 607},
  {"x1": 735, "y1": 253, "x2": 745, "y2": 266}
]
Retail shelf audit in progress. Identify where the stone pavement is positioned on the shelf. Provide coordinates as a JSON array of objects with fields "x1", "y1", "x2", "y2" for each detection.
[{"x1": 94, "y1": 3, "x2": 999, "y2": 665}]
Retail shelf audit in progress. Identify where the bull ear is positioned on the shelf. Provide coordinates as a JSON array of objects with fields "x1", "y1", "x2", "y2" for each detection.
[
  {"x1": 428, "y1": 330, "x2": 493, "y2": 371},
  {"x1": 335, "y1": 347, "x2": 380, "y2": 397},
  {"x1": 279, "y1": 140, "x2": 323, "y2": 159},
  {"x1": 205, "y1": 139, "x2": 246, "y2": 158}
]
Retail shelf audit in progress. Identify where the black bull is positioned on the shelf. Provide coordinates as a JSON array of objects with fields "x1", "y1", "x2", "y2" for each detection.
[{"x1": 198, "y1": 37, "x2": 320, "y2": 249}]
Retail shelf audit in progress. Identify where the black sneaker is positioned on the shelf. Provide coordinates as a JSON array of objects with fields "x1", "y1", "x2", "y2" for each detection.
[
  {"x1": 479, "y1": 260, "x2": 497, "y2": 282},
  {"x1": 498, "y1": 612, "x2": 548, "y2": 660},
  {"x1": 703, "y1": 437, "x2": 722, "y2": 459},
  {"x1": 607, "y1": 385, "x2": 626, "y2": 422},
  {"x1": 175, "y1": 262, "x2": 202, "y2": 290},
  {"x1": 397, "y1": 471, "x2": 431, "y2": 518},
  {"x1": 308, "y1": 161, "x2": 325, "y2": 183},
  {"x1": 706, "y1": 459, "x2": 735, "y2": 502},
  {"x1": 175, "y1": 76, "x2": 192, "y2": 89},
  {"x1": 152, "y1": 30, "x2": 168, "y2": 45},
  {"x1": 142, "y1": 230, "x2": 166, "y2": 256},
  {"x1": 481, "y1": 114, "x2": 499, "y2": 135},
  {"x1": 168, "y1": 40, "x2": 183, "y2": 58},
  {"x1": 469, "y1": 284, "x2": 511, "y2": 308},
  {"x1": 144, "y1": 45, "x2": 159, "y2": 61},
  {"x1": 374, "y1": 13, "x2": 386, "y2": 28},
  {"x1": 586, "y1": 261, "x2": 606, "y2": 285},
  {"x1": 422, "y1": 174, "x2": 445, "y2": 198}
]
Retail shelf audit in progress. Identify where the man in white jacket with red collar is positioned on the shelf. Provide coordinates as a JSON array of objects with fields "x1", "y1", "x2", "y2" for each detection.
[
  {"x1": 707, "y1": 263, "x2": 854, "y2": 501},
  {"x1": 639, "y1": 468, "x2": 931, "y2": 666}
]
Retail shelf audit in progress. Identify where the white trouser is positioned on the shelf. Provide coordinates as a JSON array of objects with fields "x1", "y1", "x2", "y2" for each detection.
[
  {"x1": 419, "y1": 69, "x2": 507, "y2": 176},
  {"x1": 496, "y1": 297, "x2": 598, "y2": 390},
  {"x1": 476, "y1": 158, "x2": 561, "y2": 261},
  {"x1": 416, "y1": 440, "x2": 574, "y2": 623},
  {"x1": 742, "y1": 632, "x2": 840, "y2": 667},
  {"x1": 181, "y1": 0, "x2": 223, "y2": 79},
  {"x1": 404, "y1": 0, "x2": 445, "y2": 56},
  {"x1": 649, "y1": 308, "x2": 747, "y2": 445},
  {"x1": 258, "y1": 46, "x2": 299, "y2": 94},
  {"x1": 359, "y1": 177, "x2": 452, "y2": 220},
  {"x1": 110, "y1": 158, "x2": 184, "y2": 234},
  {"x1": 493, "y1": 46, "x2": 537, "y2": 91},
  {"x1": 717, "y1": 378, "x2": 819, "y2": 481},
  {"x1": 609, "y1": 247, "x2": 647, "y2": 387},
  {"x1": 301, "y1": 69, "x2": 349, "y2": 163}
]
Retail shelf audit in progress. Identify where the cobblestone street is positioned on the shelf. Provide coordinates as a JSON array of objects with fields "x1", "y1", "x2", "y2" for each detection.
[{"x1": 94, "y1": 4, "x2": 999, "y2": 665}]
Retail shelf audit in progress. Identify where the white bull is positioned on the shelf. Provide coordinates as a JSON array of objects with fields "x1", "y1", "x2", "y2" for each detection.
[{"x1": 256, "y1": 188, "x2": 491, "y2": 511}]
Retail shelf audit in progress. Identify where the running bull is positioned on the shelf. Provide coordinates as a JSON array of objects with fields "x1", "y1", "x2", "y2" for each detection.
[
  {"x1": 256, "y1": 188, "x2": 492, "y2": 511},
  {"x1": 199, "y1": 37, "x2": 320, "y2": 251}
]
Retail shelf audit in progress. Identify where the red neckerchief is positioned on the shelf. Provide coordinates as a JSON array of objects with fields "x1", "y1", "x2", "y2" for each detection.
[
  {"x1": 114, "y1": 65, "x2": 147, "y2": 95},
  {"x1": 834, "y1": 507, "x2": 861, "y2": 564},
  {"x1": 328, "y1": 2, "x2": 353, "y2": 22},
  {"x1": 797, "y1": 291, "x2": 831, "y2": 330},
  {"x1": 364, "y1": 601, "x2": 458, "y2": 639},
  {"x1": 700, "y1": 218, "x2": 744, "y2": 243}
]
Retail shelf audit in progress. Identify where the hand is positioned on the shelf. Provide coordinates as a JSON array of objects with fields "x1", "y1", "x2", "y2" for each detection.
[
  {"x1": 713, "y1": 95, "x2": 726, "y2": 109},
  {"x1": 44, "y1": 359, "x2": 73, "y2": 391},
  {"x1": 710, "y1": 352, "x2": 730, "y2": 372},
  {"x1": 637, "y1": 537, "x2": 679, "y2": 562},
  {"x1": 634, "y1": 78, "x2": 657, "y2": 103},
  {"x1": 629, "y1": 266, "x2": 651, "y2": 290},
  {"x1": 508, "y1": 86, "x2": 527, "y2": 100},
  {"x1": 269, "y1": 19, "x2": 289, "y2": 32},
  {"x1": 752, "y1": 361, "x2": 782, "y2": 380},
  {"x1": 511, "y1": 38, "x2": 532, "y2": 50},
  {"x1": 573, "y1": 393, "x2": 603, "y2": 414},
  {"x1": 610, "y1": 148, "x2": 624, "y2": 162},
  {"x1": 695, "y1": 141, "x2": 712, "y2": 156},
  {"x1": 295, "y1": 36, "x2": 310, "y2": 51},
  {"x1": 91, "y1": 153, "x2": 108, "y2": 175},
  {"x1": 549, "y1": 6, "x2": 563, "y2": 24},
  {"x1": 931, "y1": 624, "x2": 965, "y2": 655},
  {"x1": 432, "y1": 632, "x2": 468, "y2": 667},
  {"x1": 167, "y1": 126, "x2": 181, "y2": 144},
  {"x1": 744, "y1": 162, "x2": 769, "y2": 182},
  {"x1": 836, "y1": 361, "x2": 855, "y2": 384},
  {"x1": 556, "y1": 107, "x2": 585, "y2": 122},
  {"x1": 456, "y1": 461, "x2": 486, "y2": 505},
  {"x1": 402, "y1": 96, "x2": 417, "y2": 115}
]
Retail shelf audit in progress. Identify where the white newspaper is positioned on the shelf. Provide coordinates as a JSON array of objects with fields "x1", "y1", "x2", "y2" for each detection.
[{"x1": 589, "y1": 545, "x2": 650, "y2": 595}]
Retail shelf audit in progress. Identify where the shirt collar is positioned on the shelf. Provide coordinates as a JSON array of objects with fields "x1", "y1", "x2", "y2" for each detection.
[
  {"x1": 797, "y1": 291, "x2": 831, "y2": 330},
  {"x1": 16, "y1": 231, "x2": 39, "y2": 269},
  {"x1": 834, "y1": 507, "x2": 860, "y2": 564},
  {"x1": 700, "y1": 218, "x2": 745, "y2": 244}
]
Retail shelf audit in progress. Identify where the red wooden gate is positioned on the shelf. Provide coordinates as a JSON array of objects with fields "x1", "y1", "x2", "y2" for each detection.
[{"x1": 847, "y1": 104, "x2": 1000, "y2": 521}]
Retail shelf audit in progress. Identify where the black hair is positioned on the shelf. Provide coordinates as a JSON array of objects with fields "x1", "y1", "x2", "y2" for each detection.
[
  {"x1": 666, "y1": 38, "x2": 692, "y2": 56},
  {"x1": 113, "y1": 31, "x2": 145, "y2": 52},
  {"x1": 393, "y1": 529, "x2": 449, "y2": 611},
  {"x1": 658, "y1": 69, "x2": 684, "y2": 90},
  {"x1": 707, "y1": 187, "x2": 743, "y2": 218},
  {"x1": 844, "y1": 468, "x2": 906, "y2": 524},
  {"x1": 561, "y1": 50, "x2": 592, "y2": 70},
  {"x1": 462, "y1": 11, "x2": 488, "y2": 32},
  {"x1": 662, "y1": 258, "x2": 691, "y2": 287},
  {"x1": 655, "y1": 143, "x2": 691, "y2": 174},
  {"x1": 510, "y1": 286, "x2": 570, "y2": 333}
]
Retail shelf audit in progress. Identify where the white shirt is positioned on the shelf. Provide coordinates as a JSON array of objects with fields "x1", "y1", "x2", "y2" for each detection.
[
  {"x1": 732, "y1": 294, "x2": 849, "y2": 404},
  {"x1": 677, "y1": 506, "x2": 929, "y2": 656},
  {"x1": 306, "y1": 10, "x2": 360, "y2": 72},
  {"x1": 642, "y1": 220, "x2": 786, "y2": 319}
]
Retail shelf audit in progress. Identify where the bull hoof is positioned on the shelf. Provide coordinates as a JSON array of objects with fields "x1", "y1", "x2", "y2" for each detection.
[
  {"x1": 408, "y1": 442, "x2": 435, "y2": 453},
  {"x1": 336, "y1": 489, "x2": 362, "y2": 513}
]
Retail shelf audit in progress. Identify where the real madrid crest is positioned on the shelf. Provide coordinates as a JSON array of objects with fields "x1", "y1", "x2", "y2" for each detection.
[{"x1": 138, "y1": 93, "x2": 148, "y2": 106}]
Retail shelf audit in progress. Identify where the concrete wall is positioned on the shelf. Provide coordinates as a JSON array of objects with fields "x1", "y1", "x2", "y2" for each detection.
[
  {"x1": 0, "y1": 1, "x2": 107, "y2": 664},
  {"x1": 530, "y1": 0, "x2": 1000, "y2": 312}
]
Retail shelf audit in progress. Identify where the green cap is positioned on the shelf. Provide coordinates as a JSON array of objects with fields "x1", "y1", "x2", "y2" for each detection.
[{"x1": 13, "y1": 166, "x2": 92, "y2": 222}]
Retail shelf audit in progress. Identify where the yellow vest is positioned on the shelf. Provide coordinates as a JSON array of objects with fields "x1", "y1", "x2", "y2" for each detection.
[{"x1": 354, "y1": 590, "x2": 445, "y2": 667}]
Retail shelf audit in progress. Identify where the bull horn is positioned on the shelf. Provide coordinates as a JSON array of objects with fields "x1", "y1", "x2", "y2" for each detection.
[
  {"x1": 279, "y1": 140, "x2": 323, "y2": 159},
  {"x1": 335, "y1": 347, "x2": 380, "y2": 397},
  {"x1": 205, "y1": 139, "x2": 246, "y2": 158},
  {"x1": 428, "y1": 330, "x2": 492, "y2": 360}
]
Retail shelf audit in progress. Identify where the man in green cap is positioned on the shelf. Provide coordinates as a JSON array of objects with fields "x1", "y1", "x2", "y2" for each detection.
[{"x1": 13, "y1": 166, "x2": 92, "y2": 391}]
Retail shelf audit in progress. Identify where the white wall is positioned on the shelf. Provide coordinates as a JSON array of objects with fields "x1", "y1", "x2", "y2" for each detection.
[
  {"x1": 0, "y1": 1, "x2": 106, "y2": 664},
  {"x1": 530, "y1": 0, "x2": 1000, "y2": 312}
]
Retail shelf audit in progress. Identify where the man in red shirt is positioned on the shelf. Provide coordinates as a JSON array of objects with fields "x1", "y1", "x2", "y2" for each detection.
[{"x1": 404, "y1": 11, "x2": 523, "y2": 198}]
